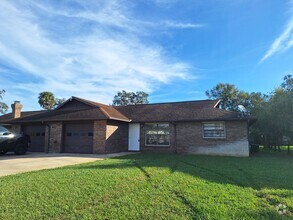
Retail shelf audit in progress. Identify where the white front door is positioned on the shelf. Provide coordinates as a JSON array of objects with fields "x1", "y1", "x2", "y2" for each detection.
[{"x1": 128, "y1": 123, "x2": 140, "y2": 151}]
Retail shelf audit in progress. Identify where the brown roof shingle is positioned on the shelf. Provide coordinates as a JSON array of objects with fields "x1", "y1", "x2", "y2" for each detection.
[
  {"x1": 0, "y1": 97, "x2": 130, "y2": 124},
  {"x1": 0, "y1": 98, "x2": 250, "y2": 124},
  {"x1": 114, "y1": 100, "x2": 244, "y2": 122},
  {"x1": 0, "y1": 110, "x2": 45, "y2": 124}
]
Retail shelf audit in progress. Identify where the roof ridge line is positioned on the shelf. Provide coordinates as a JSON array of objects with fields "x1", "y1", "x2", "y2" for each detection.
[
  {"x1": 114, "y1": 99, "x2": 218, "y2": 107},
  {"x1": 98, "y1": 106, "x2": 111, "y2": 119}
]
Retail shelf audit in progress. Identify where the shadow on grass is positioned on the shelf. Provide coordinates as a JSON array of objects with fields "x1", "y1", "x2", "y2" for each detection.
[
  {"x1": 67, "y1": 151, "x2": 293, "y2": 191},
  {"x1": 172, "y1": 190, "x2": 200, "y2": 219}
]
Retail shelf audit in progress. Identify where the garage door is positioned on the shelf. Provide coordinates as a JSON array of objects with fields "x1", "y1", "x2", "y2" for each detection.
[
  {"x1": 63, "y1": 123, "x2": 93, "y2": 154},
  {"x1": 23, "y1": 125, "x2": 46, "y2": 152}
]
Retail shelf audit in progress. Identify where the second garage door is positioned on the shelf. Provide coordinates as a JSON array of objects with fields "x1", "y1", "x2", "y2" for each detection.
[
  {"x1": 23, "y1": 125, "x2": 46, "y2": 152},
  {"x1": 63, "y1": 123, "x2": 93, "y2": 154}
]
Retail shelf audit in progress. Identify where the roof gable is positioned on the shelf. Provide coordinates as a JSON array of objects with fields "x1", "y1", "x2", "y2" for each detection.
[{"x1": 56, "y1": 97, "x2": 98, "y2": 110}]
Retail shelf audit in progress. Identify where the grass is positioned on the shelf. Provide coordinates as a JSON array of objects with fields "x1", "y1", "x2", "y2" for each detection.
[{"x1": 0, "y1": 151, "x2": 292, "y2": 219}]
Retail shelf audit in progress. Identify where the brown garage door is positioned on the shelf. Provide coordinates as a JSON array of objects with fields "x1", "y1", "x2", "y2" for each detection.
[
  {"x1": 63, "y1": 123, "x2": 93, "y2": 154},
  {"x1": 23, "y1": 125, "x2": 46, "y2": 152}
]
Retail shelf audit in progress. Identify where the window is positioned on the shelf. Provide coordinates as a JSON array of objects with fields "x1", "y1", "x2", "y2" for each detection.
[
  {"x1": 203, "y1": 122, "x2": 225, "y2": 138},
  {"x1": 88, "y1": 132, "x2": 93, "y2": 136},
  {"x1": 145, "y1": 123, "x2": 170, "y2": 146},
  {"x1": 0, "y1": 126, "x2": 9, "y2": 133},
  {"x1": 66, "y1": 132, "x2": 72, "y2": 137}
]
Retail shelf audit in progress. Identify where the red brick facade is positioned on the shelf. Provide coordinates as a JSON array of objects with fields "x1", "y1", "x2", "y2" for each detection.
[
  {"x1": 93, "y1": 120, "x2": 129, "y2": 154},
  {"x1": 139, "y1": 121, "x2": 249, "y2": 156},
  {"x1": 1, "y1": 97, "x2": 251, "y2": 156}
]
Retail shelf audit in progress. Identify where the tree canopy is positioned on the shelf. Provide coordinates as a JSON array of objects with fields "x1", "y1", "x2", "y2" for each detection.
[
  {"x1": 0, "y1": 90, "x2": 8, "y2": 114},
  {"x1": 38, "y1": 92, "x2": 66, "y2": 110},
  {"x1": 205, "y1": 83, "x2": 249, "y2": 111},
  {"x1": 206, "y1": 74, "x2": 293, "y2": 148},
  {"x1": 112, "y1": 90, "x2": 149, "y2": 106},
  {"x1": 38, "y1": 92, "x2": 56, "y2": 110}
]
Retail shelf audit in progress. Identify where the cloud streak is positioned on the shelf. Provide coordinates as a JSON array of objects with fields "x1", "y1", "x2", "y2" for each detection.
[
  {"x1": 0, "y1": 0, "x2": 198, "y2": 110},
  {"x1": 162, "y1": 21, "x2": 205, "y2": 29},
  {"x1": 260, "y1": 2, "x2": 293, "y2": 62}
]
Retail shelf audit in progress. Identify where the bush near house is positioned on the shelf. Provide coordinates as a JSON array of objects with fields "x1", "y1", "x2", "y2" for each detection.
[{"x1": 0, "y1": 152, "x2": 292, "y2": 219}]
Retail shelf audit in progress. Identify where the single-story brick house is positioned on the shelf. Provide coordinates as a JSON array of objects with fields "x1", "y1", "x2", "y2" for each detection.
[{"x1": 0, "y1": 97, "x2": 255, "y2": 156}]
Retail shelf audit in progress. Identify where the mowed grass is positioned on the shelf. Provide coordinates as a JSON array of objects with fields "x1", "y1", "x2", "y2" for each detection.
[{"x1": 0, "y1": 152, "x2": 292, "y2": 219}]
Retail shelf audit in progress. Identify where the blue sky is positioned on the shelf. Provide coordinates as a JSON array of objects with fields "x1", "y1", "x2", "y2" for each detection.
[{"x1": 0, "y1": 0, "x2": 292, "y2": 111}]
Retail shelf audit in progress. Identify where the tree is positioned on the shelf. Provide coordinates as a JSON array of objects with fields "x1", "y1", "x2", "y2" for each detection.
[
  {"x1": 54, "y1": 98, "x2": 66, "y2": 109},
  {"x1": 281, "y1": 74, "x2": 293, "y2": 92},
  {"x1": 205, "y1": 78, "x2": 292, "y2": 151},
  {"x1": 38, "y1": 92, "x2": 56, "y2": 110},
  {"x1": 270, "y1": 85, "x2": 293, "y2": 147},
  {"x1": 247, "y1": 77, "x2": 292, "y2": 149},
  {"x1": 112, "y1": 90, "x2": 149, "y2": 106},
  {"x1": 0, "y1": 90, "x2": 8, "y2": 114},
  {"x1": 205, "y1": 83, "x2": 249, "y2": 111}
]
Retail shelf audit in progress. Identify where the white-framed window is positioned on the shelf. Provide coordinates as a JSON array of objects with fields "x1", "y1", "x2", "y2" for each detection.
[
  {"x1": 145, "y1": 123, "x2": 170, "y2": 146},
  {"x1": 202, "y1": 122, "x2": 226, "y2": 138}
]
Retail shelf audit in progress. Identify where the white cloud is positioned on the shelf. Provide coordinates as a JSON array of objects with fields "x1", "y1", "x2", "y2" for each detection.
[
  {"x1": 162, "y1": 21, "x2": 205, "y2": 29},
  {"x1": 0, "y1": 0, "x2": 195, "y2": 110},
  {"x1": 260, "y1": 2, "x2": 293, "y2": 62}
]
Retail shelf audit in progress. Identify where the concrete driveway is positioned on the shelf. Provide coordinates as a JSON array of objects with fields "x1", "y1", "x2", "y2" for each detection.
[{"x1": 0, "y1": 152, "x2": 134, "y2": 177}]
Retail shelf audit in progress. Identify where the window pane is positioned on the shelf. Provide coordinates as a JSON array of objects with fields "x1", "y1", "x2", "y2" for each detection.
[
  {"x1": 146, "y1": 134, "x2": 158, "y2": 145},
  {"x1": 145, "y1": 124, "x2": 158, "y2": 134},
  {"x1": 204, "y1": 123, "x2": 224, "y2": 130},
  {"x1": 145, "y1": 123, "x2": 170, "y2": 146},
  {"x1": 158, "y1": 134, "x2": 170, "y2": 145},
  {"x1": 203, "y1": 122, "x2": 225, "y2": 138},
  {"x1": 0, "y1": 126, "x2": 9, "y2": 133},
  {"x1": 158, "y1": 123, "x2": 169, "y2": 134}
]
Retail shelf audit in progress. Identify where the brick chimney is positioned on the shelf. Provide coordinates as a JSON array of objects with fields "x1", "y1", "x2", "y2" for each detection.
[{"x1": 11, "y1": 101, "x2": 23, "y2": 119}]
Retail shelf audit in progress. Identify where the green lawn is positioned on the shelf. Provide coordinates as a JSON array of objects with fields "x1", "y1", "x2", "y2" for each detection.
[{"x1": 0, "y1": 152, "x2": 292, "y2": 219}]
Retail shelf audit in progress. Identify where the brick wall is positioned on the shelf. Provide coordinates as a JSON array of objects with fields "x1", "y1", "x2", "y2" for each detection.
[
  {"x1": 105, "y1": 121, "x2": 128, "y2": 153},
  {"x1": 47, "y1": 123, "x2": 63, "y2": 153},
  {"x1": 93, "y1": 120, "x2": 107, "y2": 154},
  {"x1": 176, "y1": 121, "x2": 249, "y2": 156},
  {"x1": 138, "y1": 121, "x2": 248, "y2": 156}
]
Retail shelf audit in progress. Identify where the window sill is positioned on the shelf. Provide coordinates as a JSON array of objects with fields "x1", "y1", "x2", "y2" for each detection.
[
  {"x1": 145, "y1": 145, "x2": 170, "y2": 148},
  {"x1": 203, "y1": 137, "x2": 226, "y2": 140}
]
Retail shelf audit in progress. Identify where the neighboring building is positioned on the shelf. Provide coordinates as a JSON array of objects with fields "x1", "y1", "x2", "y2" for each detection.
[{"x1": 0, "y1": 97, "x2": 255, "y2": 156}]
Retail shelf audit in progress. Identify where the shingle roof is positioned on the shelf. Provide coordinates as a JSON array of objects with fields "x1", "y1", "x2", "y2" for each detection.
[
  {"x1": 0, "y1": 97, "x2": 130, "y2": 124},
  {"x1": 0, "y1": 111, "x2": 45, "y2": 124},
  {"x1": 0, "y1": 97, "x2": 251, "y2": 124},
  {"x1": 70, "y1": 97, "x2": 130, "y2": 121},
  {"x1": 115, "y1": 100, "x2": 245, "y2": 122}
]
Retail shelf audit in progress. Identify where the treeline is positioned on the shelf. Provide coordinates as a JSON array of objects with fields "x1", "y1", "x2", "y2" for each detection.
[{"x1": 206, "y1": 74, "x2": 293, "y2": 148}]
